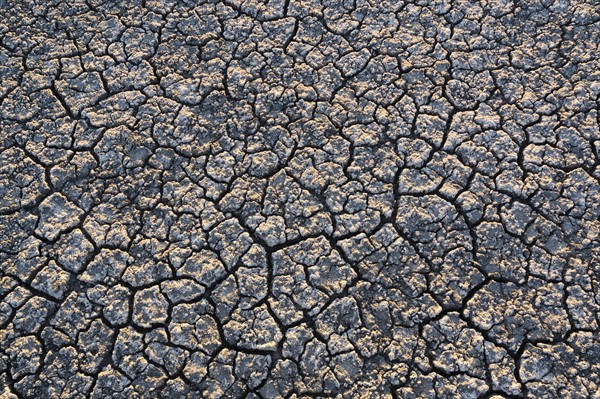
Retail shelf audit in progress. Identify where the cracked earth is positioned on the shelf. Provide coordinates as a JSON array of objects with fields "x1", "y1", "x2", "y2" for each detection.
[{"x1": 1, "y1": 0, "x2": 599, "y2": 398}]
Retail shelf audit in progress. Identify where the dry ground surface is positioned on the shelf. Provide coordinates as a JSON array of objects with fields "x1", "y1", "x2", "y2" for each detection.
[{"x1": 0, "y1": 0, "x2": 599, "y2": 398}]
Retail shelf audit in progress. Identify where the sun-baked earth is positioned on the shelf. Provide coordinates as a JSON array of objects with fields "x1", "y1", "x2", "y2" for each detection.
[{"x1": 0, "y1": 0, "x2": 599, "y2": 398}]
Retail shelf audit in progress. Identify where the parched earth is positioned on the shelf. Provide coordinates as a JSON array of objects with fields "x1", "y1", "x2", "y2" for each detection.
[{"x1": 0, "y1": 0, "x2": 599, "y2": 398}]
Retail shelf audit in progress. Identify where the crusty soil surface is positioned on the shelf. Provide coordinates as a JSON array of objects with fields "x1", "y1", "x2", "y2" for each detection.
[{"x1": 1, "y1": 1, "x2": 599, "y2": 398}]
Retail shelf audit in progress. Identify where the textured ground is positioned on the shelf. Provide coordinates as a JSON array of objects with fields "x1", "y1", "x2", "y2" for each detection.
[{"x1": 1, "y1": 0, "x2": 599, "y2": 398}]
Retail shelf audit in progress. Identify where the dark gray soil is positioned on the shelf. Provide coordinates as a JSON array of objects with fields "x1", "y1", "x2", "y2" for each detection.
[{"x1": 1, "y1": 0, "x2": 599, "y2": 398}]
